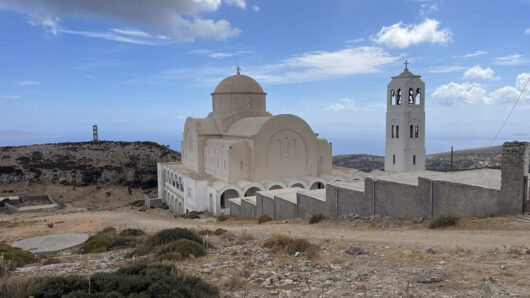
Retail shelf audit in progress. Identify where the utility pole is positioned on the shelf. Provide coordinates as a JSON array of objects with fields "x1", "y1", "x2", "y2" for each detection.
[
  {"x1": 450, "y1": 146, "x2": 454, "y2": 172},
  {"x1": 93, "y1": 124, "x2": 98, "y2": 142}
]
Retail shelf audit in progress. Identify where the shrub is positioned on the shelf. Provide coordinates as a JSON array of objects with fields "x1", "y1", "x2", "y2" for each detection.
[
  {"x1": 119, "y1": 228, "x2": 145, "y2": 237},
  {"x1": 217, "y1": 214, "x2": 229, "y2": 222},
  {"x1": 0, "y1": 243, "x2": 40, "y2": 269},
  {"x1": 429, "y1": 215, "x2": 458, "y2": 229},
  {"x1": 306, "y1": 244, "x2": 321, "y2": 260},
  {"x1": 183, "y1": 211, "x2": 202, "y2": 219},
  {"x1": 101, "y1": 226, "x2": 117, "y2": 234},
  {"x1": 128, "y1": 200, "x2": 145, "y2": 207},
  {"x1": 29, "y1": 264, "x2": 218, "y2": 298},
  {"x1": 156, "y1": 239, "x2": 206, "y2": 261},
  {"x1": 78, "y1": 233, "x2": 114, "y2": 254},
  {"x1": 42, "y1": 257, "x2": 61, "y2": 265},
  {"x1": 309, "y1": 213, "x2": 327, "y2": 224},
  {"x1": 107, "y1": 236, "x2": 138, "y2": 250},
  {"x1": 258, "y1": 215, "x2": 272, "y2": 224},
  {"x1": 213, "y1": 228, "x2": 227, "y2": 236},
  {"x1": 263, "y1": 234, "x2": 312, "y2": 255},
  {"x1": 149, "y1": 228, "x2": 203, "y2": 247}
]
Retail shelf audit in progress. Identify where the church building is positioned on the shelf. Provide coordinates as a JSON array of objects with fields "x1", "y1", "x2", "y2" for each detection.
[{"x1": 157, "y1": 68, "x2": 351, "y2": 215}]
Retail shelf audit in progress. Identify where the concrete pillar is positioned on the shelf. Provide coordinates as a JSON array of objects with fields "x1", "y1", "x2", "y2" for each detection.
[{"x1": 499, "y1": 141, "x2": 530, "y2": 215}]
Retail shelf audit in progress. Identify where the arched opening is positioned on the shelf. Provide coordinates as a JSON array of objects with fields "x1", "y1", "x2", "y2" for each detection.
[
  {"x1": 178, "y1": 177, "x2": 183, "y2": 191},
  {"x1": 220, "y1": 189, "x2": 239, "y2": 209},
  {"x1": 396, "y1": 89, "x2": 402, "y2": 105},
  {"x1": 310, "y1": 182, "x2": 325, "y2": 190},
  {"x1": 393, "y1": 154, "x2": 396, "y2": 164},
  {"x1": 415, "y1": 125, "x2": 419, "y2": 138},
  {"x1": 391, "y1": 125, "x2": 395, "y2": 138},
  {"x1": 396, "y1": 125, "x2": 399, "y2": 138},
  {"x1": 178, "y1": 202, "x2": 183, "y2": 214},
  {"x1": 208, "y1": 193, "x2": 214, "y2": 213},
  {"x1": 409, "y1": 88, "x2": 414, "y2": 104},
  {"x1": 416, "y1": 88, "x2": 421, "y2": 104},
  {"x1": 245, "y1": 186, "x2": 261, "y2": 197},
  {"x1": 269, "y1": 185, "x2": 283, "y2": 190},
  {"x1": 413, "y1": 155, "x2": 416, "y2": 165},
  {"x1": 391, "y1": 89, "x2": 396, "y2": 104},
  {"x1": 410, "y1": 125, "x2": 414, "y2": 138},
  {"x1": 291, "y1": 183, "x2": 304, "y2": 188}
]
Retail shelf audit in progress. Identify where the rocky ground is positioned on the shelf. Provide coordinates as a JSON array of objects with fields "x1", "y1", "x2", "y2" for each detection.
[{"x1": 2, "y1": 208, "x2": 530, "y2": 297}]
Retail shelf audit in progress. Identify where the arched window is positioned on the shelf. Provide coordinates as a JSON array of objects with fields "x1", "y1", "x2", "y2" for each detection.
[
  {"x1": 391, "y1": 125, "x2": 395, "y2": 138},
  {"x1": 415, "y1": 125, "x2": 419, "y2": 138},
  {"x1": 391, "y1": 89, "x2": 396, "y2": 105},
  {"x1": 410, "y1": 125, "x2": 413, "y2": 138},
  {"x1": 396, "y1": 125, "x2": 399, "y2": 138},
  {"x1": 393, "y1": 154, "x2": 396, "y2": 164},
  {"x1": 396, "y1": 89, "x2": 402, "y2": 105},
  {"x1": 416, "y1": 88, "x2": 421, "y2": 105},
  {"x1": 409, "y1": 88, "x2": 414, "y2": 104},
  {"x1": 413, "y1": 155, "x2": 416, "y2": 165}
]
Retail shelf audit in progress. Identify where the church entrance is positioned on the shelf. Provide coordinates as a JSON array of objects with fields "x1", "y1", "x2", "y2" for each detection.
[
  {"x1": 310, "y1": 182, "x2": 325, "y2": 190},
  {"x1": 245, "y1": 187, "x2": 261, "y2": 197}
]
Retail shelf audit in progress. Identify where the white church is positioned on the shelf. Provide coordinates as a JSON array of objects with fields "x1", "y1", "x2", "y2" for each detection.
[{"x1": 157, "y1": 63, "x2": 426, "y2": 215}]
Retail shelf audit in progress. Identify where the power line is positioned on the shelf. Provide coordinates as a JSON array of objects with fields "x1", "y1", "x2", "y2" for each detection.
[{"x1": 489, "y1": 75, "x2": 530, "y2": 146}]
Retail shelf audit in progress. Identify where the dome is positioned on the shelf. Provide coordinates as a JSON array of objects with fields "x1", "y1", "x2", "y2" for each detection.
[{"x1": 212, "y1": 71, "x2": 265, "y2": 94}]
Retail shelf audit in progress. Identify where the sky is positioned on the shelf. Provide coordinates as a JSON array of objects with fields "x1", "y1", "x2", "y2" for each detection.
[{"x1": 0, "y1": 0, "x2": 529, "y2": 155}]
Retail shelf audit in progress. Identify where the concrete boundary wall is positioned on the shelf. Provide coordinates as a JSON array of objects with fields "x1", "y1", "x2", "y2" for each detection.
[{"x1": 229, "y1": 142, "x2": 530, "y2": 220}]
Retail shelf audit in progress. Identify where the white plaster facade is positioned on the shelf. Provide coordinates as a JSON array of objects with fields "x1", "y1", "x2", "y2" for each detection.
[
  {"x1": 385, "y1": 62, "x2": 426, "y2": 172},
  {"x1": 158, "y1": 69, "x2": 348, "y2": 216}
]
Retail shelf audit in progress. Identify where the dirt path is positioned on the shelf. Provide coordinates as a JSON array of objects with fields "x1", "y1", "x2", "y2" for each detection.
[{"x1": 2, "y1": 209, "x2": 529, "y2": 250}]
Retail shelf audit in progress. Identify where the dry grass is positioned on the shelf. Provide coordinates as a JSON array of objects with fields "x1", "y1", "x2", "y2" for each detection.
[
  {"x1": 0, "y1": 275, "x2": 41, "y2": 298},
  {"x1": 263, "y1": 234, "x2": 317, "y2": 256},
  {"x1": 217, "y1": 214, "x2": 229, "y2": 222},
  {"x1": 306, "y1": 244, "x2": 321, "y2": 260},
  {"x1": 258, "y1": 215, "x2": 272, "y2": 224},
  {"x1": 225, "y1": 270, "x2": 245, "y2": 290}
]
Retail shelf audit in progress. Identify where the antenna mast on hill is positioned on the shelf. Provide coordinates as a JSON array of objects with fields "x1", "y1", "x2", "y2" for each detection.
[{"x1": 93, "y1": 124, "x2": 98, "y2": 142}]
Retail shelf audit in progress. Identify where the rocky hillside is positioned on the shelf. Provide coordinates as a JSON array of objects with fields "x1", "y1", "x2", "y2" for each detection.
[
  {"x1": 333, "y1": 146, "x2": 503, "y2": 172},
  {"x1": 0, "y1": 141, "x2": 180, "y2": 187}
]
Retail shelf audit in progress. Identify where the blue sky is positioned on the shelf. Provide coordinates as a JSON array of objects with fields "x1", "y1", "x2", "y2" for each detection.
[{"x1": 0, "y1": 0, "x2": 529, "y2": 155}]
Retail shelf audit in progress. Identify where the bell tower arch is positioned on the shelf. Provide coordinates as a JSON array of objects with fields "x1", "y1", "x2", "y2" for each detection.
[{"x1": 384, "y1": 61, "x2": 426, "y2": 172}]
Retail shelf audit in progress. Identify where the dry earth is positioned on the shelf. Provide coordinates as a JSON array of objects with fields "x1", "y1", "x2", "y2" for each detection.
[{"x1": 1, "y1": 206, "x2": 530, "y2": 297}]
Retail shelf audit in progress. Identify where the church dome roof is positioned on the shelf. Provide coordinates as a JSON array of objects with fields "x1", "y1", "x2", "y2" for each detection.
[{"x1": 212, "y1": 68, "x2": 265, "y2": 94}]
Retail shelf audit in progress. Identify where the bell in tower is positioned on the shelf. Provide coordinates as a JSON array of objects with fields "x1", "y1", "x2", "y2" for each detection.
[{"x1": 384, "y1": 61, "x2": 426, "y2": 172}]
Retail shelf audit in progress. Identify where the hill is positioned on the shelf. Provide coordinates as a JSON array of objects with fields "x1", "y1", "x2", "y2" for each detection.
[
  {"x1": 333, "y1": 146, "x2": 503, "y2": 172},
  {"x1": 0, "y1": 141, "x2": 180, "y2": 188}
]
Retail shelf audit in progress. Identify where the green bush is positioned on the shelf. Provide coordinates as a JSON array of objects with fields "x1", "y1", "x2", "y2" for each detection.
[
  {"x1": 0, "y1": 243, "x2": 40, "y2": 269},
  {"x1": 258, "y1": 215, "x2": 272, "y2": 224},
  {"x1": 429, "y1": 215, "x2": 458, "y2": 229},
  {"x1": 101, "y1": 227, "x2": 117, "y2": 234},
  {"x1": 309, "y1": 213, "x2": 327, "y2": 224},
  {"x1": 78, "y1": 233, "x2": 114, "y2": 254},
  {"x1": 29, "y1": 264, "x2": 218, "y2": 298},
  {"x1": 156, "y1": 239, "x2": 206, "y2": 261},
  {"x1": 107, "y1": 236, "x2": 138, "y2": 250},
  {"x1": 119, "y1": 228, "x2": 145, "y2": 237},
  {"x1": 149, "y1": 228, "x2": 203, "y2": 247}
]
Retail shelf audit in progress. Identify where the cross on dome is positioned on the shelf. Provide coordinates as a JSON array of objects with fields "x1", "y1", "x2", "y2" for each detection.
[
  {"x1": 404, "y1": 60, "x2": 409, "y2": 70},
  {"x1": 236, "y1": 66, "x2": 241, "y2": 75}
]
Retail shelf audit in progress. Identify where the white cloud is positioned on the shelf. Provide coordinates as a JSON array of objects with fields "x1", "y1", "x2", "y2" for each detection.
[
  {"x1": 411, "y1": 0, "x2": 442, "y2": 16},
  {"x1": 428, "y1": 65, "x2": 466, "y2": 73},
  {"x1": 346, "y1": 38, "x2": 365, "y2": 44},
  {"x1": 433, "y1": 72, "x2": 530, "y2": 106},
  {"x1": 0, "y1": 95, "x2": 20, "y2": 99},
  {"x1": 372, "y1": 18, "x2": 451, "y2": 48},
  {"x1": 252, "y1": 5, "x2": 260, "y2": 12},
  {"x1": 59, "y1": 28, "x2": 168, "y2": 45},
  {"x1": 191, "y1": 48, "x2": 253, "y2": 59},
  {"x1": 226, "y1": 0, "x2": 246, "y2": 9},
  {"x1": 137, "y1": 46, "x2": 399, "y2": 85},
  {"x1": 17, "y1": 80, "x2": 41, "y2": 86},
  {"x1": 0, "y1": 0, "x2": 241, "y2": 42},
  {"x1": 495, "y1": 54, "x2": 529, "y2": 65},
  {"x1": 459, "y1": 50, "x2": 488, "y2": 58},
  {"x1": 432, "y1": 82, "x2": 491, "y2": 105},
  {"x1": 463, "y1": 66, "x2": 495, "y2": 80},
  {"x1": 326, "y1": 98, "x2": 356, "y2": 111}
]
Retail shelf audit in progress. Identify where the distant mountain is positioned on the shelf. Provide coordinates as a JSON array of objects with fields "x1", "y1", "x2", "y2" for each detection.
[
  {"x1": 333, "y1": 146, "x2": 503, "y2": 172},
  {"x1": 0, "y1": 141, "x2": 180, "y2": 187}
]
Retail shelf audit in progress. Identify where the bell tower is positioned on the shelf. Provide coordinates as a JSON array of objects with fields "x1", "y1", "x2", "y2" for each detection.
[{"x1": 384, "y1": 61, "x2": 426, "y2": 172}]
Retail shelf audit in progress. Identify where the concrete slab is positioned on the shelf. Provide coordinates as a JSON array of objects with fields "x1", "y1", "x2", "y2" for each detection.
[{"x1": 12, "y1": 233, "x2": 89, "y2": 255}]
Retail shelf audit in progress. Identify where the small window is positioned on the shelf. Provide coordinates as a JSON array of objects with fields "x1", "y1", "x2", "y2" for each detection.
[
  {"x1": 393, "y1": 154, "x2": 396, "y2": 164},
  {"x1": 391, "y1": 89, "x2": 395, "y2": 104},
  {"x1": 409, "y1": 88, "x2": 414, "y2": 104},
  {"x1": 416, "y1": 88, "x2": 421, "y2": 104},
  {"x1": 391, "y1": 125, "x2": 395, "y2": 138},
  {"x1": 415, "y1": 125, "x2": 419, "y2": 138},
  {"x1": 413, "y1": 155, "x2": 416, "y2": 165},
  {"x1": 396, "y1": 125, "x2": 399, "y2": 138},
  {"x1": 410, "y1": 125, "x2": 413, "y2": 138},
  {"x1": 396, "y1": 89, "x2": 402, "y2": 105}
]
